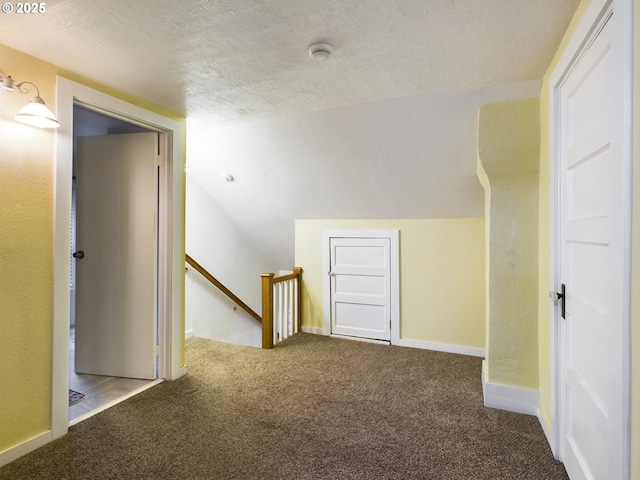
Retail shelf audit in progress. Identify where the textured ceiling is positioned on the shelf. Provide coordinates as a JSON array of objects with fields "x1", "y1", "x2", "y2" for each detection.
[
  {"x1": 0, "y1": 0, "x2": 578, "y2": 123},
  {"x1": 1, "y1": 0, "x2": 579, "y2": 267}
]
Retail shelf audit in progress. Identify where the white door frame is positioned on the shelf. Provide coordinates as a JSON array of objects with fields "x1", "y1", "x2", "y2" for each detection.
[
  {"x1": 322, "y1": 230, "x2": 400, "y2": 344},
  {"x1": 52, "y1": 78, "x2": 186, "y2": 440},
  {"x1": 548, "y1": 0, "x2": 632, "y2": 473}
]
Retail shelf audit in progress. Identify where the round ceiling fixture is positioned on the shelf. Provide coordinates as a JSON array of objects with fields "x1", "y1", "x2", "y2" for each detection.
[{"x1": 308, "y1": 42, "x2": 333, "y2": 60}]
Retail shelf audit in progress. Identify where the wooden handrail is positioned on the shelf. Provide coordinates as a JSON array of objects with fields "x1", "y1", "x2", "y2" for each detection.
[
  {"x1": 272, "y1": 270, "x2": 299, "y2": 283},
  {"x1": 185, "y1": 254, "x2": 261, "y2": 323}
]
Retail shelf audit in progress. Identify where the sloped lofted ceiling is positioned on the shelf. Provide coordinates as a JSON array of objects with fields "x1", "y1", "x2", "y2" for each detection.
[{"x1": 0, "y1": 0, "x2": 578, "y2": 266}]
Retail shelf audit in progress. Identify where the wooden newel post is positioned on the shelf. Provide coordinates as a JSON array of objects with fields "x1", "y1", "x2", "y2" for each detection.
[
  {"x1": 261, "y1": 273, "x2": 275, "y2": 349},
  {"x1": 292, "y1": 267, "x2": 302, "y2": 332}
]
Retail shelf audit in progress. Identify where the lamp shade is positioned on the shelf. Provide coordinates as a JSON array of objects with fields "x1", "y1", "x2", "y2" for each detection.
[{"x1": 14, "y1": 96, "x2": 60, "y2": 128}]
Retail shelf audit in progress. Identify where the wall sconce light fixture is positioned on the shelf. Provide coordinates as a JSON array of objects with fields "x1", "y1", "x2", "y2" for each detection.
[{"x1": 0, "y1": 72, "x2": 60, "y2": 128}]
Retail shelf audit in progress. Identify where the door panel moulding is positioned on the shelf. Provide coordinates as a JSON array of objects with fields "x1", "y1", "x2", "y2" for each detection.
[
  {"x1": 322, "y1": 230, "x2": 400, "y2": 343},
  {"x1": 547, "y1": 0, "x2": 631, "y2": 477},
  {"x1": 52, "y1": 78, "x2": 186, "y2": 443}
]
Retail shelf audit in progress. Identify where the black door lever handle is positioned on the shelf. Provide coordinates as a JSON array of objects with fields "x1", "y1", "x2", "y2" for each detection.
[
  {"x1": 549, "y1": 284, "x2": 566, "y2": 319},
  {"x1": 72, "y1": 250, "x2": 85, "y2": 259}
]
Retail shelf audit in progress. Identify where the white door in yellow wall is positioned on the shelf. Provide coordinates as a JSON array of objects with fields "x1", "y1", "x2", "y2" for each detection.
[
  {"x1": 556, "y1": 10, "x2": 629, "y2": 480},
  {"x1": 75, "y1": 132, "x2": 158, "y2": 380},
  {"x1": 329, "y1": 237, "x2": 391, "y2": 341}
]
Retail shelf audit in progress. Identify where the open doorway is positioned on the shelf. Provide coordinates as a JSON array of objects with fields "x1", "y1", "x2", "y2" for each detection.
[
  {"x1": 69, "y1": 105, "x2": 160, "y2": 423},
  {"x1": 53, "y1": 77, "x2": 186, "y2": 442}
]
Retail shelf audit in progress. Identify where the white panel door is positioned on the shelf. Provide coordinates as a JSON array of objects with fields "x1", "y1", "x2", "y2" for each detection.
[
  {"x1": 75, "y1": 132, "x2": 158, "y2": 380},
  {"x1": 330, "y1": 237, "x2": 391, "y2": 341},
  {"x1": 557, "y1": 13, "x2": 626, "y2": 480}
]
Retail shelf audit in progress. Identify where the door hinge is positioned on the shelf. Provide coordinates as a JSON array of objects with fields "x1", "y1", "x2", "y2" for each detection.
[
  {"x1": 154, "y1": 345, "x2": 160, "y2": 356},
  {"x1": 155, "y1": 155, "x2": 162, "y2": 166}
]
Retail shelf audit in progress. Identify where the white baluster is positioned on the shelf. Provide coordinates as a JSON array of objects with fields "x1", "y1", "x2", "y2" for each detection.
[
  {"x1": 293, "y1": 277, "x2": 298, "y2": 334},
  {"x1": 278, "y1": 282, "x2": 284, "y2": 341},
  {"x1": 272, "y1": 283, "x2": 278, "y2": 344},
  {"x1": 282, "y1": 281, "x2": 287, "y2": 339},
  {"x1": 284, "y1": 279, "x2": 291, "y2": 339}
]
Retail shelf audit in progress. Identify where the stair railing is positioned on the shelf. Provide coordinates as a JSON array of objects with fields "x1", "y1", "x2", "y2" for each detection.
[
  {"x1": 185, "y1": 254, "x2": 261, "y2": 323},
  {"x1": 261, "y1": 268, "x2": 302, "y2": 349},
  {"x1": 186, "y1": 254, "x2": 302, "y2": 349}
]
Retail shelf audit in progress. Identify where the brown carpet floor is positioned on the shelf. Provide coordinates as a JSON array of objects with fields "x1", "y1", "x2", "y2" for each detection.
[{"x1": 0, "y1": 333, "x2": 568, "y2": 479}]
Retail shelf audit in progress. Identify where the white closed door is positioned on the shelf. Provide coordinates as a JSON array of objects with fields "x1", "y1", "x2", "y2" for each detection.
[
  {"x1": 557, "y1": 12, "x2": 627, "y2": 480},
  {"x1": 75, "y1": 132, "x2": 158, "y2": 380},
  {"x1": 330, "y1": 237, "x2": 391, "y2": 341}
]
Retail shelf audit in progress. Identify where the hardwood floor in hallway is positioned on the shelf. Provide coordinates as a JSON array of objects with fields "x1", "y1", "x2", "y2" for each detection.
[{"x1": 68, "y1": 327, "x2": 157, "y2": 422}]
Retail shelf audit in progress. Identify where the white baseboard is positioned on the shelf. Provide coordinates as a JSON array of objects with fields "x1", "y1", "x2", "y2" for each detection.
[
  {"x1": 171, "y1": 366, "x2": 188, "y2": 381},
  {"x1": 301, "y1": 328, "x2": 485, "y2": 357},
  {"x1": 395, "y1": 338, "x2": 485, "y2": 357},
  {"x1": 0, "y1": 431, "x2": 51, "y2": 468},
  {"x1": 185, "y1": 328, "x2": 194, "y2": 339},
  {"x1": 481, "y1": 361, "x2": 539, "y2": 415},
  {"x1": 301, "y1": 326, "x2": 325, "y2": 335}
]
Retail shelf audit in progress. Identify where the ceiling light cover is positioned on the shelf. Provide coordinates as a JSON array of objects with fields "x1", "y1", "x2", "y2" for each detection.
[{"x1": 308, "y1": 43, "x2": 333, "y2": 60}]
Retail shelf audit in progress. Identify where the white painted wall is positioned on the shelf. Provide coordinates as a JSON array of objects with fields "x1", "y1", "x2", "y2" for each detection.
[
  {"x1": 187, "y1": 81, "x2": 542, "y2": 268},
  {"x1": 185, "y1": 174, "x2": 277, "y2": 347}
]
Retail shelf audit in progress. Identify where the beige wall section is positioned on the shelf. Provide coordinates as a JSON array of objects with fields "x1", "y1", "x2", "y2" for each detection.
[
  {"x1": 0, "y1": 45, "x2": 56, "y2": 452},
  {"x1": 295, "y1": 219, "x2": 486, "y2": 350},
  {"x1": 536, "y1": 0, "x2": 591, "y2": 437},
  {"x1": 0, "y1": 43, "x2": 186, "y2": 453},
  {"x1": 477, "y1": 98, "x2": 540, "y2": 390}
]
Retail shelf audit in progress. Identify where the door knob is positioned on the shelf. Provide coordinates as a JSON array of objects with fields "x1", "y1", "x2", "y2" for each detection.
[
  {"x1": 549, "y1": 291, "x2": 563, "y2": 302},
  {"x1": 73, "y1": 250, "x2": 85, "y2": 259},
  {"x1": 549, "y1": 283, "x2": 566, "y2": 319}
]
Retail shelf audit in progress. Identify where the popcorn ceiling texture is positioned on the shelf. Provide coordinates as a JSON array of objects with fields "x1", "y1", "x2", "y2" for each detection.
[{"x1": 0, "y1": 0, "x2": 579, "y2": 123}]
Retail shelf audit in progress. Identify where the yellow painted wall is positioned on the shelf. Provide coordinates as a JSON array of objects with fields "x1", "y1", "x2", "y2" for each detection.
[
  {"x1": 295, "y1": 219, "x2": 486, "y2": 350},
  {"x1": 0, "y1": 43, "x2": 185, "y2": 453},
  {"x1": 536, "y1": 0, "x2": 591, "y2": 436},
  {"x1": 0, "y1": 45, "x2": 56, "y2": 452},
  {"x1": 477, "y1": 98, "x2": 540, "y2": 390}
]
